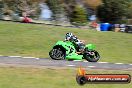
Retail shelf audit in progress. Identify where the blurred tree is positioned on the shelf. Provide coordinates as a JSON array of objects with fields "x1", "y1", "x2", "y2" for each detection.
[
  {"x1": 96, "y1": 0, "x2": 129, "y2": 23},
  {"x1": 127, "y1": 1, "x2": 132, "y2": 18},
  {"x1": 0, "y1": 0, "x2": 4, "y2": 19},
  {"x1": 46, "y1": 0, "x2": 68, "y2": 22},
  {"x1": 70, "y1": 5, "x2": 88, "y2": 25},
  {"x1": 83, "y1": 0, "x2": 102, "y2": 10},
  {"x1": 1, "y1": 0, "x2": 40, "y2": 18},
  {"x1": 63, "y1": 0, "x2": 76, "y2": 20},
  {"x1": 15, "y1": 0, "x2": 33, "y2": 16}
]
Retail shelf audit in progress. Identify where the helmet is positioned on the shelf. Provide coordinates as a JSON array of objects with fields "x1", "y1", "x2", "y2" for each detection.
[
  {"x1": 66, "y1": 33, "x2": 73, "y2": 38},
  {"x1": 65, "y1": 33, "x2": 73, "y2": 41}
]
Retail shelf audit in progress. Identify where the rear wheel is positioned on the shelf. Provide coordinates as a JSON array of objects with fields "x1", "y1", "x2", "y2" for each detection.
[
  {"x1": 83, "y1": 50, "x2": 100, "y2": 62},
  {"x1": 49, "y1": 47, "x2": 66, "y2": 60}
]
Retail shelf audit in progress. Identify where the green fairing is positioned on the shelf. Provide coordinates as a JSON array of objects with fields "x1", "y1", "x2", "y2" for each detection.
[
  {"x1": 55, "y1": 41, "x2": 75, "y2": 55},
  {"x1": 66, "y1": 54, "x2": 83, "y2": 60},
  {"x1": 85, "y1": 44, "x2": 96, "y2": 50},
  {"x1": 54, "y1": 41, "x2": 83, "y2": 60},
  {"x1": 50, "y1": 40, "x2": 100, "y2": 62}
]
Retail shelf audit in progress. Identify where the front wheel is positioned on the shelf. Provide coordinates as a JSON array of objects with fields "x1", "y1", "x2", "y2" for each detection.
[
  {"x1": 49, "y1": 47, "x2": 65, "y2": 60},
  {"x1": 83, "y1": 50, "x2": 100, "y2": 62}
]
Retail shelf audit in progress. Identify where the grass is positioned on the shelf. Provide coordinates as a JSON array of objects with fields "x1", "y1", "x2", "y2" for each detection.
[
  {"x1": 0, "y1": 67, "x2": 131, "y2": 88},
  {"x1": 0, "y1": 21, "x2": 132, "y2": 63}
]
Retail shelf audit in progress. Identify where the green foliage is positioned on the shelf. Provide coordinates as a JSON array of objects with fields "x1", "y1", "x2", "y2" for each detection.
[
  {"x1": 127, "y1": 2, "x2": 132, "y2": 18},
  {"x1": 0, "y1": 1, "x2": 4, "y2": 18},
  {"x1": 0, "y1": 0, "x2": 40, "y2": 18},
  {"x1": 63, "y1": 0, "x2": 76, "y2": 17},
  {"x1": 70, "y1": 5, "x2": 88, "y2": 26},
  {"x1": 46, "y1": 0, "x2": 66, "y2": 21},
  {"x1": 97, "y1": 0, "x2": 129, "y2": 23}
]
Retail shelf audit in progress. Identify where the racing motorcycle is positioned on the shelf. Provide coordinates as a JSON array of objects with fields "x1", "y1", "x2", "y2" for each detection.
[{"x1": 49, "y1": 40, "x2": 100, "y2": 62}]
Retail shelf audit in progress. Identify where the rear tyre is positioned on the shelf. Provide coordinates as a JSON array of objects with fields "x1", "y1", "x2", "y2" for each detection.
[
  {"x1": 49, "y1": 47, "x2": 66, "y2": 60},
  {"x1": 83, "y1": 50, "x2": 100, "y2": 62}
]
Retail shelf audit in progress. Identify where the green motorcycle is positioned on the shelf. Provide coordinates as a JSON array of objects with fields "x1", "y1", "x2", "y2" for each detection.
[{"x1": 49, "y1": 41, "x2": 100, "y2": 62}]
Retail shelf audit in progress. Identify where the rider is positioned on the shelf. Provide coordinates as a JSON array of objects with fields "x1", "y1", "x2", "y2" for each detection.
[
  {"x1": 65, "y1": 33, "x2": 85, "y2": 53},
  {"x1": 65, "y1": 33, "x2": 73, "y2": 41}
]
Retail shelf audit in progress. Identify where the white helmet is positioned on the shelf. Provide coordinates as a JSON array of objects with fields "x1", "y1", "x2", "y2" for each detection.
[{"x1": 66, "y1": 33, "x2": 73, "y2": 38}]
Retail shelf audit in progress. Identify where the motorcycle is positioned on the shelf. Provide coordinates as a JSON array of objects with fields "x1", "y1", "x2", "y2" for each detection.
[{"x1": 49, "y1": 40, "x2": 100, "y2": 62}]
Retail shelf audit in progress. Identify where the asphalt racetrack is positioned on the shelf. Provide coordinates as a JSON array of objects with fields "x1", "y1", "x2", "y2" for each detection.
[{"x1": 0, "y1": 55, "x2": 132, "y2": 71}]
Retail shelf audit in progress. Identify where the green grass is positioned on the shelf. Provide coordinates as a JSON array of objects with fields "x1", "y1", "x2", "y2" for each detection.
[
  {"x1": 0, "y1": 21, "x2": 132, "y2": 63},
  {"x1": 0, "y1": 67, "x2": 131, "y2": 88}
]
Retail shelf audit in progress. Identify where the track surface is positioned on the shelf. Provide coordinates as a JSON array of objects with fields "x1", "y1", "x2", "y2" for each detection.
[{"x1": 0, "y1": 56, "x2": 132, "y2": 70}]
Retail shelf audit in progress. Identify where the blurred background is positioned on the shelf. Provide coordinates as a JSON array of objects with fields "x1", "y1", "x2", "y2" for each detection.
[{"x1": 0, "y1": 0, "x2": 132, "y2": 32}]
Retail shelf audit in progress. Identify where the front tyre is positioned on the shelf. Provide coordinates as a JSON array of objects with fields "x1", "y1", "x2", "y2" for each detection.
[
  {"x1": 49, "y1": 47, "x2": 65, "y2": 60},
  {"x1": 83, "y1": 50, "x2": 100, "y2": 62}
]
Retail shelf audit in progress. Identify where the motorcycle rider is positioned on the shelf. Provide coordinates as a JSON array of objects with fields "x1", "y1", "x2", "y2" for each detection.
[
  {"x1": 65, "y1": 33, "x2": 73, "y2": 41},
  {"x1": 65, "y1": 33, "x2": 85, "y2": 53}
]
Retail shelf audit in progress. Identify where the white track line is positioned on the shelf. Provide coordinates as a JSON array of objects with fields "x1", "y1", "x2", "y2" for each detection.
[
  {"x1": 0, "y1": 55, "x2": 132, "y2": 66},
  {"x1": 73, "y1": 60, "x2": 82, "y2": 62},
  {"x1": 87, "y1": 66, "x2": 95, "y2": 68},
  {"x1": 35, "y1": 58, "x2": 40, "y2": 60},
  {"x1": 83, "y1": 61, "x2": 88, "y2": 62},
  {"x1": 98, "y1": 62, "x2": 109, "y2": 63},
  {"x1": 22, "y1": 57, "x2": 36, "y2": 59},
  {"x1": 67, "y1": 65, "x2": 75, "y2": 67},
  {"x1": 8, "y1": 56, "x2": 22, "y2": 58},
  {"x1": 115, "y1": 63, "x2": 123, "y2": 64}
]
